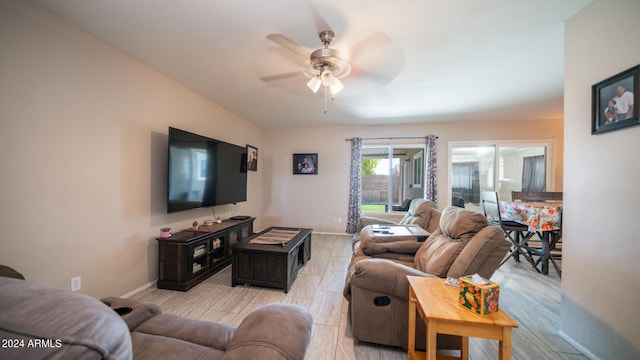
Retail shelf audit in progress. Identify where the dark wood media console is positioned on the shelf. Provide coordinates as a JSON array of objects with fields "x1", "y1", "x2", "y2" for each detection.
[
  {"x1": 232, "y1": 227, "x2": 312, "y2": 293},
  {"x1": 156, "y1": 217, "x2": 255, "y2": 291}
]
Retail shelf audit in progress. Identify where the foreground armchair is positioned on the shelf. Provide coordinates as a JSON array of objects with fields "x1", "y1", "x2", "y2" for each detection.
[
  {"x1": 0, "y1": 272, "x2": 312, "y2": 360},
  {"x1": 343, "y1": 206, "x2": 510, "y2": 351}
]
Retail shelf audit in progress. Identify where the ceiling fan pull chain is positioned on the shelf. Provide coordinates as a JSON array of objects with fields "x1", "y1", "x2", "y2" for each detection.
[{"x1": 324, "y1": 86, "x2": 328, "y2": 114}]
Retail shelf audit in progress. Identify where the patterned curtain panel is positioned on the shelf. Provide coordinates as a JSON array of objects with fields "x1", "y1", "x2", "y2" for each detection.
[
  {"x1": 425, "y1": 135, "x2": 438, "y2": 204},
  {"x1": 345, "y1": 137, "x2": 362, "y2": 234}
]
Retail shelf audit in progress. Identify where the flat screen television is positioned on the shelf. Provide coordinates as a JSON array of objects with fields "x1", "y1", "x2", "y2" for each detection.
[{"x1": 167, "y1": 127, "x2": 247, "y2": 213}]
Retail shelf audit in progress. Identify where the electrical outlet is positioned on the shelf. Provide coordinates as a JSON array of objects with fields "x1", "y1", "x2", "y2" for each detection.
[{"x1": 71, "y1": 276, "x2": 81, "y2": 292}]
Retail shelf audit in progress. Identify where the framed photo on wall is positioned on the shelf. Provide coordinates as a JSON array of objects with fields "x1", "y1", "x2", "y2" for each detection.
[
  {"x1": 246, "y1": 145, "x2": 257, "y2": 171},
  {"x1": 293, "y1": 153, "x2": 318, "y2": 175},
  {"x1": 592, "y1": 65, "x2": 639, "y2": 135}
]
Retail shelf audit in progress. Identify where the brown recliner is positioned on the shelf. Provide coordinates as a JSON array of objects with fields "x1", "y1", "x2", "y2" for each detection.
[
  {"x1": 355, "y1": 199, "x2": 439, "y2": 235},
  {"x1": 0, "y1": 268, "x2": 312, "y2": 360},
  {"x1": 352, "y1": 200, "x2": 441, "y2": 267},
  {"x1": 343, "y1": 206, "x2": 510, "y2": 351}
]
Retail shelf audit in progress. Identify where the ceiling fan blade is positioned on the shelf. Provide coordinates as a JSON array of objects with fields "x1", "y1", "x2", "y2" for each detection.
[
  {"x1": 266, "y1": 46, "x2": 305, "y2": 66},
  {"x1": 309, "y1": 2, "x2": 332, "y2": 36},
  {"x1": 266, "y1": 34, "x2": 308, "y2": 60},
  {"x1": 350, "y1": 32, "x2": 392, "y2": 63},
  {"x1": 352, "y1": 69, "x2": 392, "y2": 82},
  {"x1": 259, "y1": 71, "x2": 303, "y2": 82}
]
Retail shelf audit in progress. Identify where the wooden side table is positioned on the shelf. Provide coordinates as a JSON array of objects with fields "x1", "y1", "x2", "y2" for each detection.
[{"x1": 407, "y1": 276, "x2": 518, "y2": 360}]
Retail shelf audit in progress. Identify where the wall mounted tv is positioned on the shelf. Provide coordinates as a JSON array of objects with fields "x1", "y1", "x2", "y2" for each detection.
[{"x1": 167, "y1": 127, "x2": 247, "y2": 213}]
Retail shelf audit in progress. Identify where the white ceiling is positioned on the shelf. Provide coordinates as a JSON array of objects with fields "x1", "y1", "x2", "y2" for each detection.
[{"x1": 34, "y1": 0, "x2": 591, "y2": 129}]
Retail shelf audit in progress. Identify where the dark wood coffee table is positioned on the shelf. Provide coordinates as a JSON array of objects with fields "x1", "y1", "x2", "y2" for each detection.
[{"x1": 232, "y1": 227, "x2": 312, "y2": 293}]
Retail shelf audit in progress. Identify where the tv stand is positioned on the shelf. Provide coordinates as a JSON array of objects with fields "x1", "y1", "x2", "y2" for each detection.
[
  {"x1": 156, "y1": 217, "x2": 255, "y2": 291},
  {"x1": 230, "y1": 215, "x2": 250, "y2": 220}
]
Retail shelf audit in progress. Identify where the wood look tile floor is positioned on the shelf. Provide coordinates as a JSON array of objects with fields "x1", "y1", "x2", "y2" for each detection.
[{"x1": 131, "y1": 233, "x2": 585, "y2": 360}]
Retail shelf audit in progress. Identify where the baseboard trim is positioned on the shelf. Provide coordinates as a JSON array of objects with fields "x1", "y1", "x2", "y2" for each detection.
[
  {"x1": 557, "y1": 330, "x2": 600, "y2": 360},
  {"x1": 121, "y1": 280, "x2": 156, "y2": 298},
  {"x1": 312, "y1": 231, "x2": 351, "y2": 236}
]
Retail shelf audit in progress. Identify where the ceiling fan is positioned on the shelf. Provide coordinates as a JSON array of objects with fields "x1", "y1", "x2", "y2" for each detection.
[
  {"x1": 300, "y1": 30, "x2": 350, "y2": 96},
  {"x1": 262, "y1": 29, "x2": 393, "y2": 113}
]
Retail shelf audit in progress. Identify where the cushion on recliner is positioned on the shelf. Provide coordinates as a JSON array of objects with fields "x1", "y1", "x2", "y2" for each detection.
[
  {"x1": 398, "y1": 199, "x2": 435, "y2": 224},
  {"x1": 101, "y1": 296, "x2": 161, "y2": 331},
  {"x1": 439, "y1": 206, "x2": 489, "y2": 242},
  {"x1": 413, "y1": 228, "x2": 464, "y2": 277},
  {"x1": 413, "y1": 207, "x2": 490, "y2": 277},
  {"x1": 398, "y1": 199, "x2": 440, "y2": 232},
  {"x1": 0, "y1": 265, "x2": 25, "y2": 280},
  {"x1": 223, "y1": 304, "x2": 312, "y2": 360},
  {"x1": 134, "y1": 313, "x2": 235, "y2": 353},
  {"x1": 359, "y1": 225, "x2": 423, "y2": 255},
  {"x1": 446, "y1": 225, "x2": 510, "y2": 279},
  {"x1": 0, "y1": 277, "x2": 132, "y2": 360}
]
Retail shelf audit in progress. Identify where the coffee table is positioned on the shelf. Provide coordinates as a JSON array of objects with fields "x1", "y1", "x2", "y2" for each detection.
[
  {"x1": 408, "y1": 276, "x2": 518, "y2": 360},
  {"x1": 232, "y1": 227, "x2": 312, "y2": 293}
]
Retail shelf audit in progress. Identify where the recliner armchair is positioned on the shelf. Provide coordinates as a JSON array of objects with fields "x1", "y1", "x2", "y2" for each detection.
[
  {"x1": 353, "y1": 199, "x2": 441, "y2": 266},
  {"x1": 0, "y1": 268, "x2": 312, "y2": 360},
  {"x1": 354, "y1": 199, "x2": 438, "y2": 237},
  {"x1": 356, "y1": 199, "x2": 436, "y2": 229},
  {"x1": 343, "y1": 206, "x2": 510, "y2": 351}
]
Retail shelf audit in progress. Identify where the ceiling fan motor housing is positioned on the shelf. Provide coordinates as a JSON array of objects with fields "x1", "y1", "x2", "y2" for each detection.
[{"x1": 303, "y1": 31, "x2": 351, "y2": 79}]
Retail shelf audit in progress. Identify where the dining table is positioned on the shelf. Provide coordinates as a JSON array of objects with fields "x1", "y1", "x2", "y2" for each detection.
[{"x1": 498, "y1": 200, "x2": 563, "y2": 275}]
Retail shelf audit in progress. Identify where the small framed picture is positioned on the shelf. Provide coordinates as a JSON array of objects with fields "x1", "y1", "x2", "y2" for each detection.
[
  {"x1": 246, "y1": 145, "x2": 257, "y2": 171},
  {"x1": 592, "y1": 65, "x2": 639, "y2": 135},
  {"x1": 293, "y1": 153, "x2": 318, "y2": 175}
]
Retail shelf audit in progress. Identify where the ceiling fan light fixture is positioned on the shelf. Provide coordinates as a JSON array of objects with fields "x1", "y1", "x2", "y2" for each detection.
[
  {"x1": 329, "y1": 78, "x2": 344, "y2": 95},
  {"x1": 298, "y1": 30, "x2": 352, "y2": 112},
  {"x1": 319, "y1": 69, "x2": 343, "y2": 94},
  {"x1": 320, "y1": 69, "x2": 336, "y2": 85},
  {"x1": 306, "y1": 76, "x2": 322, "y2": 93}
]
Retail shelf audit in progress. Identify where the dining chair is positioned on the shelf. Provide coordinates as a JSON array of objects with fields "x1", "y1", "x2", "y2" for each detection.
[
  {"x1": 511, "y1": 191, "x2": 563, "y2": 202},
  {"x1": 480, "y1": 191, "x2": 536, "y2": 267}
]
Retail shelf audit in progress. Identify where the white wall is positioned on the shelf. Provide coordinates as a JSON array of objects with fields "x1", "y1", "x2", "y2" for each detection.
[
  {"x1": 563, "y1": 0, "x2": 640, "y2": 358},
  {"x1": 0, "y1": 0, "x2": 566, "y2": 304},
  {"x1": 263, "y1": 118, "x2": 563, "y2": 233},
  {"x1": 0, "y1": 0, "x2": 263, "y2": 298}
]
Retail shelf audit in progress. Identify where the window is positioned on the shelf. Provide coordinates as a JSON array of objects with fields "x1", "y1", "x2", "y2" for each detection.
[
  {"x1": 448, "y1": 141, "x2": 554, "y2": 213},
  {"x1": 413, "y1": 151, "x2": 423, "y2": 188},
  {"x1": 361, "y1": 144, "x2": 426, "y2": 213}
]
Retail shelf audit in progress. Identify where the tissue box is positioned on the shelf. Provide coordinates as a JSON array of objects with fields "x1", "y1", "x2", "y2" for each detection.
[{"x1": 458, "y1": 275, "x2": 500, "y2": 315}]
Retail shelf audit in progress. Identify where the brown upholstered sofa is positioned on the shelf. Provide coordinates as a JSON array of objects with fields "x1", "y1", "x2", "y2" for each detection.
[
  {"x1": 354, "y1": 199, "x2": 439, "y2": 240},
  {"x1": 343, "y1": 205, "x2": 510, "y2": 351},
  {"x1": 0, "y1": 266, "x2": 312, "y2": 360},
  {"x1": 352, "y1": 199, "x2": 440, "y2": 266}
]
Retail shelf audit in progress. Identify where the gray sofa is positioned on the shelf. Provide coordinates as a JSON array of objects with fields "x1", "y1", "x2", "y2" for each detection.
[
  {"x1": 0, "y1": 267, "x2": 312, "y2": 360},
  {"x1": 343, "y1": 206, "x2": 511, "y2": 351}
]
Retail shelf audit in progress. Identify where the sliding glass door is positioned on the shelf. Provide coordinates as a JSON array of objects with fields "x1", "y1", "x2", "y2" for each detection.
[
  {"x1": 449, "y1": 142, "x2": 553, "y2": 213},
  {"x1": 361, "y1": 145, "x2": 425, "y2": 213}
]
